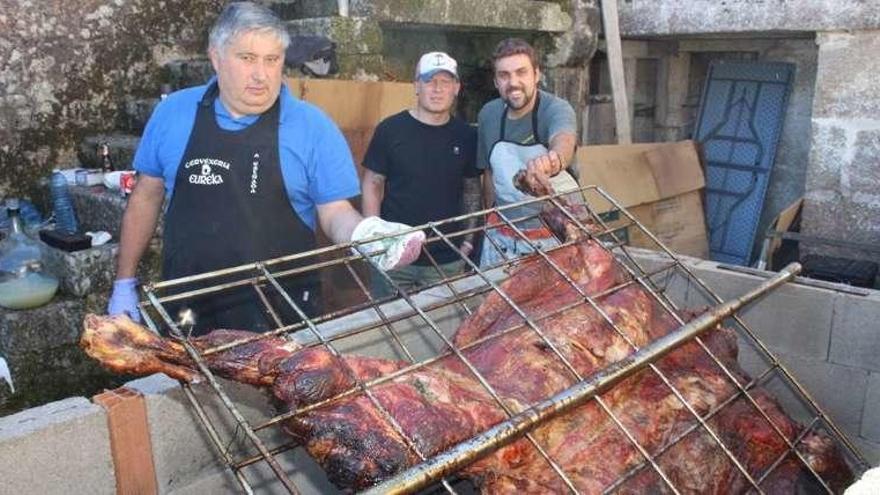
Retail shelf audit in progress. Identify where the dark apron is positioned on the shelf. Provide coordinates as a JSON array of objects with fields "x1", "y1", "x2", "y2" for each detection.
[
  {"x1": 162, "y1": 83, "x2": 319, "y2": 336},
  {"x1": 488, "y1": 92, "x2": 579, "y2": 230}
]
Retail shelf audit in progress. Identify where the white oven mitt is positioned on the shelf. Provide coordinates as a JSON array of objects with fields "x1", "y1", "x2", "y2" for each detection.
[{"x1": 350, "y1": 217, "x2": 425, "y2": 271}]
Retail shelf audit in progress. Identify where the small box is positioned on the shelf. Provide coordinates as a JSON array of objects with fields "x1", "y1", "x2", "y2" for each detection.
[{"x1": 39, "y1": 229, "x2": 92, "y2": 252}]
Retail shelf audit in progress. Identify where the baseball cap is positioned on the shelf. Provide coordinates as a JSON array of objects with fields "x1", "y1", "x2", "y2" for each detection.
[{"x1": 417, "y1": 52, "x2": 458, "y2": 82}]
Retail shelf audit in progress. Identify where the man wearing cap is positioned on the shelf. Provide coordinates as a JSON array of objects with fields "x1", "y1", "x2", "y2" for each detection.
[
  {"x1": 361, "y1": 51, "x2": 481, "y2": 296},
  {"x1": 477, "y1": 38, "x2": 580, "y2": 267},
  {"x1": 106, "y1": 2, "x2": 424, "y2": 335}
]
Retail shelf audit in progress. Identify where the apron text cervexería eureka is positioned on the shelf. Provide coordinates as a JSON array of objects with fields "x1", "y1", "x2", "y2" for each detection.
[{"x1": 161, "y1": 82, "x2": 319, "y2": 336}]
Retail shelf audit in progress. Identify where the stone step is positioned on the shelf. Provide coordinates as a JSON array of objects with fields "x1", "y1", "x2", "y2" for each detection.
[
  {"x1": 161, "y1": 58, "x2": 214, "y2": 91},
  {"x1": 77, "y1": 133, "x2": 141, "y2": 170},
  {"x1": 270, "y1": 0, "x2": 339, "y2": 20}
]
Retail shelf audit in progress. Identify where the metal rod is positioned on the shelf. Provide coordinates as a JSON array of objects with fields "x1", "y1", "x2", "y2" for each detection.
[
  {"x1": 355, "y1": 240, "x2": 581, "y2": 493},
  {"x1": 573, "y1": 188, "x2": 864, "y2": 484},
  {"x1": 145, "y1": 291, "x2": 301, "y2": 494},
  {"x1": 364, "y1": 263, "x2": 801, "y2": 495},
  {"x1": 498, "y1": 201, "x2": 760, "y2": 492},
  {"x1": 141, "y1": 311, "x2": 258, "y2": 494}
]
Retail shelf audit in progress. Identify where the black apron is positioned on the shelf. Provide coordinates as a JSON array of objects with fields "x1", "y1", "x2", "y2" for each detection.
[
  {"x1": 488, "y1": 92, "x2": 580, "y2": 230},
  {"x1": 162, "y1": 83, "x2": 319, "y2": 336}
]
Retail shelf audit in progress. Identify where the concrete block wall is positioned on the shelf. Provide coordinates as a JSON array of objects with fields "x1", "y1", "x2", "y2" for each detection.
[
  {"x1": 0, "y1": 397, "x2": 114, "y2": 494},
  {"x1": 631, "y1": 249, "x2": 880, "y2": 465},
  {"x1": 0, "y1": 256, "x2": 875, "y2": 493}
]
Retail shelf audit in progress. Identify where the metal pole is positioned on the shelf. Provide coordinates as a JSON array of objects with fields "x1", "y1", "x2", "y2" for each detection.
[{"x1": 364, "y1": 263, "x2": 802, "y2": 495}]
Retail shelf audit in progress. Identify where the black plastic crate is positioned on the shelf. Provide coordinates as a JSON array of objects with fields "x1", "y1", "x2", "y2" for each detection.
[{"x1": 801, "y1": 255, "x2": 878, "y2": 288}]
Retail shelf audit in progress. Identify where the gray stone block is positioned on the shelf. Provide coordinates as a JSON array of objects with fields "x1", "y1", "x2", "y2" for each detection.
[
  {"x1": 78, "y1": 133, "x2": 141, "y2": 170},
  {"x1": 849, "y1": 129, "x2": 880, "y2": 198},
  {"x1": 694, "y1": 266, "x2": 835, "y2": 359},
  {"x1": 861, "y1": 373, "x2": 880, "y2": 442},
  {"x1": 804, "y1": 121, "x2": 846, "y2": 194},
  {"x1": 619, "y1": 2, "x2": 880, "y2": 36},
  {"x1": 813, "y1": 32, "x2": 880, "y2": 120},
  {"x1": 828, "y1": 293, "x2": 880, "y2": 372},
  {"x1": 0, "y1": 397, "x2": 115, "y2": 494},
  {"x1": 42, "y1": 241, "x2": 117, "y2": 298},
  {"x1": 359, "y1": 0, "x2": 571, "y2": 32},
  {"x1": 131, "y1": 375, "x2": 295, "y2": 493},
  {"x1": 0, "y1": 298, "x2": 84, "y2": 353},
  {"x1": 271, "y1": 0, "x2": 338, "y2": 20},
  {"x1": 123, "y1": 97, "x2": 160, "y2": 132},
  {"x1": 769, "y1": 351, "x2": 869, "y2": 438},
  {"x1": 853, "y1": 437, "x2": 880, "y2": 468},
  {"x1": 163, "y1": 58, "x2": 215, "y2": 90}
]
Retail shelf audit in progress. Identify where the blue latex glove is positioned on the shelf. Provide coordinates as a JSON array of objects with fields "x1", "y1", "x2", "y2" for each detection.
[{"x1": 107, "y1": 277, "x2": 141, "y2": 322}]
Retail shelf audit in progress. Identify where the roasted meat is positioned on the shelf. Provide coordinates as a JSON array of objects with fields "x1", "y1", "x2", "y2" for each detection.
[{"x1": 81, "y1": 228, "x2": 853, "y2": 493}]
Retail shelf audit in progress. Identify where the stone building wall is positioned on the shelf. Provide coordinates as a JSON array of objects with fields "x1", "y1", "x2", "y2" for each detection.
[
  {"x1": 802, "y1": 31, "x2": 880, "y2": 262},
  {"x1": 617, "y1": 2, "x2": 880, "y2": 269},
  {"x1": 0, "y1": 0, "x2": 225, "y2": 200},
  {"x1": 618, "y1": 0, "x2": 880, "y2": 36}
]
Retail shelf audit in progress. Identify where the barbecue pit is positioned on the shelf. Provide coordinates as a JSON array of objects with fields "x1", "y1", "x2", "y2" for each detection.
[{"x1": 91, "y1": 185, "x2": 866, "y2": 494}]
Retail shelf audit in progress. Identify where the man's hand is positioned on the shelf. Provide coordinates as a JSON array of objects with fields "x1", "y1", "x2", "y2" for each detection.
[
  {"x1": 351, "y1": 217, "x2": 425, "y2": 271},
  {"x1": 107, "y1": 278, "x2": 142, "y2": 323},
  {"x1": 460, "y1": 240, "x2": 474, "y2": 258},
  {"x1": 515, "y1": 150, "x2": 564, "y2": 197}
]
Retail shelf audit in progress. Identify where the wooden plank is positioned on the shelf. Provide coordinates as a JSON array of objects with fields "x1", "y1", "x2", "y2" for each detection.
[
  {"x1": 600, "y1": 0, "x2": 632, "y2": 144},
  {"x1": 94, "y1": 387, "x2": 158, "y2": 495}
]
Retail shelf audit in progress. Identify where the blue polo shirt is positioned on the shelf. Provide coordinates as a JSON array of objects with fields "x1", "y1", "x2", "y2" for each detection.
[{"x1": 133, "y1": 80, "x2": 359, "y2": 230}]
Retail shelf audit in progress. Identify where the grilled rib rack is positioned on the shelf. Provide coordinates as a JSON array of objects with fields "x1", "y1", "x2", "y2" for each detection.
[{"x1": 137, "y1": 185, "x2": 870, "y2": 494}]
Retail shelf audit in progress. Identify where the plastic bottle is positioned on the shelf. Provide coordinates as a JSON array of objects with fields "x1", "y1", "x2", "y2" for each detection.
[
  {"x1": 49, "y1": 170, "x2": 79, "y2": 234},
  {"x1": 0, "y1": 199, "x2": 59, "y2": 310}
]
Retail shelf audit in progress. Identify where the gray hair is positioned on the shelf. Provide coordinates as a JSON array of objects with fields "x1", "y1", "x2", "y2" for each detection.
[{"x1": 209, "y1": 2, "x2": 290, "y2": 55}]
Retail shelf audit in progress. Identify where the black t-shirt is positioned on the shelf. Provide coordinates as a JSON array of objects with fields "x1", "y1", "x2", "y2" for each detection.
[{"x1": 363, "y1": 110, "x2": 480, "y2": 265}]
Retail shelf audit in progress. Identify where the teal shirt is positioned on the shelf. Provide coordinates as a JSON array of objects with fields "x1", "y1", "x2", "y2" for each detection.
[{"x1": 476, "y1": 89, "x2": 577, "y2": 170}]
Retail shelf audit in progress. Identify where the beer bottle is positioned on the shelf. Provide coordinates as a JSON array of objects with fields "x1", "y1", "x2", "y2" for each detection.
[{"x1": 99, "y1": 143, "x2": 114, "y2": 173}]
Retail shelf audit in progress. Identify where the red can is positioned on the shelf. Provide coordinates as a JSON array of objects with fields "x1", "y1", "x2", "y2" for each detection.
[{"x1": 120, "y1": 171, "x2": 137, "y2": 196}]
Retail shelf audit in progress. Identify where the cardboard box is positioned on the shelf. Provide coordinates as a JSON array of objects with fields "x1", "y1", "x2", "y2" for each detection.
[
  {"x1": 575, "y1": 141, "x2": 709, "y2": 258},
  {"x1": 286, "y1": 78, "x2": 414, "y2": 167}
]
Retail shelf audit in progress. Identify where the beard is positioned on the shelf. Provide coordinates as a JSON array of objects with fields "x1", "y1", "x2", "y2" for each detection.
[{"x1": 502, "y1": 85, "x2": 536, "y2": 111}]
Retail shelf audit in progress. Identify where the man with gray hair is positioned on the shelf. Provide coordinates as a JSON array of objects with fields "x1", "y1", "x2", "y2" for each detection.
[{"x1": 107, "y1": 2, "x2": 423, "y2": 335}]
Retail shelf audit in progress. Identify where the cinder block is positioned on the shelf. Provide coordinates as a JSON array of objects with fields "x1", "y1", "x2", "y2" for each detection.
[
  {"x1": 853, "y1": 437, "x2": 880, "y2": 468},
  {"x1": 0, "y1": 298, "x2": 84, "y2": 353},
  {"x1": 691, "y1": 265, "x2": 835, "y2": 359},
  {"x1": 829, "y1": 294, "x2": 880, "y2": 372},
  {"x1": 861, "y1": 373, "x2": 880, "y2": 442},
  {"x1": 768, "y1": 351, "x2": 869, "y2": 438},
  {"x1": 0, "y1": 397, "x2": 115, "y2": 494},
  {"x1": 128, "y1": 374, "x2": 336, "y2": 494}
]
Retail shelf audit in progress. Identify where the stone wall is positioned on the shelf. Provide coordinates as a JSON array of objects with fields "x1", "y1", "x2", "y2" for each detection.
[
  {"x1": 0, "y1": 0, "x2": 225, "y2": 200},
  {"x1": 803, "y1": 31, "x2": 880, "y2": 262},
  {"x1": 619, "y1": 0, "x2": 880, "y2": 36}
]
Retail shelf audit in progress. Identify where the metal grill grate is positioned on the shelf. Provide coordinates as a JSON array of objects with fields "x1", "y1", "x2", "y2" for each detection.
[{"x1": 135, "y1": 186, "x2": 869, "y2": 494}]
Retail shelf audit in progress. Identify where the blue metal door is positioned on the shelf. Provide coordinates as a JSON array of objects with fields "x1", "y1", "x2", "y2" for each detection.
[{"x1": 695, "y1": 61, "x2": 795, "y2": 265}]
